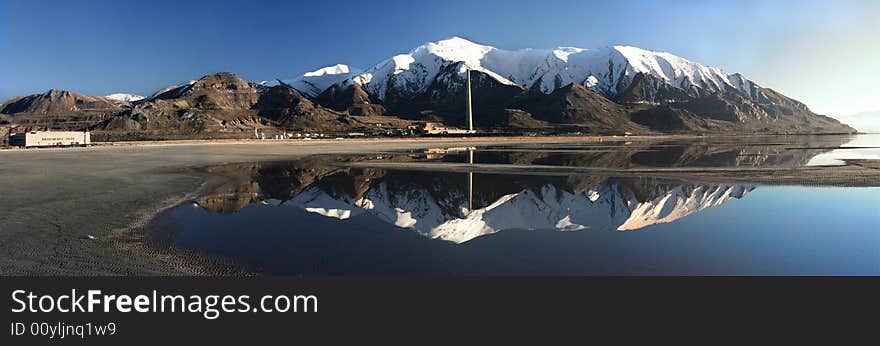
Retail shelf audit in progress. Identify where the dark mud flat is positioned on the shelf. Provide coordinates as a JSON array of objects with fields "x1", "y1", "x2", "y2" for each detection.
[{"x1": 148, "y1": 134, "x2": 880, "y2": 275}]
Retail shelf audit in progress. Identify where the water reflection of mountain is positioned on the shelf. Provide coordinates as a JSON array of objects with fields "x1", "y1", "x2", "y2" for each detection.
[
  {"x1": 193, "y1": 137, "x2": 857, "y2": 242},
  {"x1": 196, "y1": 153, "x2": 758, "y2": 242},
  {"x1": 298, "y1": 173, "x2": 752, "y2": 243}
]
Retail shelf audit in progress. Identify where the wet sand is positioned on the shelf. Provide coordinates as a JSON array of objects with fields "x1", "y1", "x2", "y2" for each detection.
[{"x1": 1, "y1": 136, "x2": 878, "y2": 275}]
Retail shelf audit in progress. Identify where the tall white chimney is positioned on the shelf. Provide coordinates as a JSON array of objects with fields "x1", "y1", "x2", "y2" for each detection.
[{"x1": 466, "y1": 68, "x2": 473, "y2": 132}]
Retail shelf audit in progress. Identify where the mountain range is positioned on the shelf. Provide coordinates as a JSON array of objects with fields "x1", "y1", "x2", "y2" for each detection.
[{"x1": 0, "y1": 37, "x2": 856, "y2": 140}]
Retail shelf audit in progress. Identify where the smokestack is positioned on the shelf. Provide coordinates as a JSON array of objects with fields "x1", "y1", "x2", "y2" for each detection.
[{"x1": 466, "y1": 68, "x2": 473, "y2": 132}]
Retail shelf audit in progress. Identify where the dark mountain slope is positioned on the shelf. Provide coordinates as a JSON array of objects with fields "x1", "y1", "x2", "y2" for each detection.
[{"x1": 510, "y1": 83, "x2": 649, "y2": 134}]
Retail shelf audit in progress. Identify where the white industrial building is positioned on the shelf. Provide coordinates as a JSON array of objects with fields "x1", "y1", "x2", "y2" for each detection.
[{"x1": 8, "y1": 130, "x2": 91, "y2": 147}]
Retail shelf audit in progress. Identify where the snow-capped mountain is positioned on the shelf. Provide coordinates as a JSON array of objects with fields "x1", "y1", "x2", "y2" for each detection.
[
  {"x1": 104, "y1": 93, "x2": 145, "y2": 103},
  {"x1": 270, "y1": 64, "x2": 362, "y2": 98},
  {"x1": 341, "y1": 36, "x2": 761, "y2": 102},
  {"x1": 3, "y1": 36, "x2": 855, "y2": 136}
]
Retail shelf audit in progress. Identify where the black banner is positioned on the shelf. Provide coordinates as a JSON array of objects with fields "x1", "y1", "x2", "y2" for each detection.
[{"x1": 1, "y1": 277, "x2": 877, "y2": 344}]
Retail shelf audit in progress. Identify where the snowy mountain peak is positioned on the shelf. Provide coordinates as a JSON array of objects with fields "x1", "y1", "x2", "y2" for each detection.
[
  {"x1": 552, "y1": 47, "x2": 585, "y2": 62},
  {"x1": 303, "y1": 64, "x2": 353, "y2": 77},
  {"x1": 340, "y1": 37, "x2": 761, "y2": 102},
  {"x1": 347, "y1": 37, "x2": 524, "y2": 100},
  {"x1": 423, "y1": 36, "x2": 495, "y2": 62}
]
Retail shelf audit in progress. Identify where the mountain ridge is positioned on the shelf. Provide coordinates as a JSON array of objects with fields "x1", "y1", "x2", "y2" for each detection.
[{"x1": 0, "y1": 37, "x2": 857, "y2": 139}]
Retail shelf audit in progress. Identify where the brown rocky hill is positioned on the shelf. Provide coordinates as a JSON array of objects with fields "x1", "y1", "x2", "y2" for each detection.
[
  {"x1": 0, "y1": 90, "x2": 121, "y2": 130},
  {"x1": 255, "y1": 84, "x2": 352, "y2": 131},
  {"x1": 95, "y1": 72, "x2": 266, "y2": 139},
  {"x1": 315, "y1": 83, "x2": 386, "y2": 117},
  {"x1": 93, "y1": 73, "x2": 365, "y2": 140},
  {"x1": 1, "y1": 89, "x2": 119, "y2": 115}
]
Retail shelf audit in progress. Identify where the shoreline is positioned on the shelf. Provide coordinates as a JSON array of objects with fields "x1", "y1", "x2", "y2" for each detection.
[
  {"x1": 0, "y1": 134, "x2": 876, "y2": 275},
  {"x1": 0, "y1": 132, "x2": 864, "y2": 152},
  {"x1": 105, "y1": 168, "x2": 252, "y2": 276}
]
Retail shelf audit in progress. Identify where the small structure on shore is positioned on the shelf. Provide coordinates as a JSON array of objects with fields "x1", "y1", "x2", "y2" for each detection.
[
  {"x1": 409, "y1": 68, "x2": 478, "y2": 136},
  {"x1": 417, "y1": 122, "x2": 472, "y2": 135},
  {"x1": 8, "y1": 128, "x2": 91, "y2": 147}
]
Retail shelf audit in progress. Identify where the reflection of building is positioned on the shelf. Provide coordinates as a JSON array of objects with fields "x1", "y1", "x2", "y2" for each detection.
[
  {"x1": 8, "y1": 129, "x2": 91, "y2": 147},
  {"x1": 423, "y1": 146, "x2": 476, "y2": 159},
  {"x1": 0, "y1": 127, "x2": 9, "y2": 146}
]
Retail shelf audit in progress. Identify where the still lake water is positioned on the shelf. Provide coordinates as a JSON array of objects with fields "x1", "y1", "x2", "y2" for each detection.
[{"x1": 150, "y1": 135, "x2": 880, "y2": 275}]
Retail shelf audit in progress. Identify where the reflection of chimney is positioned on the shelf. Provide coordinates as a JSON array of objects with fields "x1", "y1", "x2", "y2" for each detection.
[{"x1": 467, "y1": 149, "x2": 474, "y2": 212}]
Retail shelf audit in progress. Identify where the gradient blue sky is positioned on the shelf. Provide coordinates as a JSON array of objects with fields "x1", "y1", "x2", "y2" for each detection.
[{"x1": 1, "y1": 0, "x2": 878, "y2": 119}]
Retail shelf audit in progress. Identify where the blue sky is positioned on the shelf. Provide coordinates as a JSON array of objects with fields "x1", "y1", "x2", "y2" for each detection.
[{"x1": 1, "y1": 0, "x2": 878, "y2": 119}]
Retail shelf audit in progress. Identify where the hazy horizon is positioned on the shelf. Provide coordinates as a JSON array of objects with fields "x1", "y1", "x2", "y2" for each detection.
[{"x1": 2, "y1": 0, "x2": 878, "y2": 123}]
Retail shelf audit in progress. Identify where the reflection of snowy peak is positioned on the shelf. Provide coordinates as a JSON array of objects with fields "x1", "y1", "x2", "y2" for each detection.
[
  {"x1": 618, "y1": 184, "x2": 751, "y2": 230},
  {"x1": 341, "y1": 36, "x2": 761, "y2": 102},
  {"x1": 282, "y1": 178, "x2": 754, "y2": 243},
  {"x1": 286, "y1": 186, "x2": 363, "y2": 220},
  {"x1": 355, "y1": 181, "x2": 450, "y2": 230},
  {"x1": 427, "y1": 182, "x2": 752, "y2": 243},
  {"x1": 430, "y1": 183, "x2": 639, "y2": 243}
]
